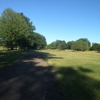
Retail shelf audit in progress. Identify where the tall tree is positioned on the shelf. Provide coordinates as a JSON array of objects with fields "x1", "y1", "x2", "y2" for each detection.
[
  {"x1": 78, "y1": 38, "x2": 91, "y2": 47},
  {"x1": 29, "y1": 32, "x2": 47, "y2": 49},
  {"x1": 0, "y1": 8, "x2": 30, "y2": 50},
  {"x1": 19, "y1": 13, "x2": 35, "y2": 33}
]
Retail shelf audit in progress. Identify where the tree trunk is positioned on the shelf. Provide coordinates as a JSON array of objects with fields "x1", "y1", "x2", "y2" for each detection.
[{"x1": 11, "y1": 45, "x2": 14, "y2": 50}]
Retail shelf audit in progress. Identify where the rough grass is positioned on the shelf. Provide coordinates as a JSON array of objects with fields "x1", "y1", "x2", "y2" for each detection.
[
  {"x1": 0, "y1": 46, "x2": 6, "y2": 50},
  {"x1": 40, "y1": 49, "x2": 100, "y2": 100},
  {"x1": 0, "y1": 50, "x2": 32, "y2": 69}
]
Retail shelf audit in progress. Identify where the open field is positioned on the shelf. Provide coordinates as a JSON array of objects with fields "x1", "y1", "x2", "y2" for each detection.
[
  {"x1": 0, "y1": 50, "x2": 32, "y2": 69},
  {"x1": 39, "y1": 50, "x2": 100, "y2": 100}
]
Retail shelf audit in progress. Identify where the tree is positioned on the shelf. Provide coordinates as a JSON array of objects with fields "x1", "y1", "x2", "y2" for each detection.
[
  {"x1": 46, "y1": 41, "x2": 56, "y2": 49},
  {"x1": 46, "y1": 40, "x2": 67, "y2": 50},
  {"x1": 71, "y1": 38, "x2": 90, "y2": 51},
  {"x1": 71, "y1": 41, "x2": 76, "y2": 50},
  {"x1": 97, "y1": 45, "x2": 100, "y2": 52},
  {"x1": 81, "y1": 41, "x2": 89, "y2": 51},
  {"x1": 35, "y1": 33, "x2": 46, "y2": 49},
  {"x1": 78, "y1": 38, "x2": 91, "y2": 47},
  {"x1": 0, "y1": 38, "x2": 3, "y2": 46},
  {"x1": 90, "y1": 43, "x2": 100, "y2": 51},
  {"x1": 19, "y1": 13, "x2": 35, "y2": 33},
  {"x1": 0, "y1": 8, "x2": 30, "y2": 50},
  {"x1": 66, "y1": 41, "x2": 74, "y2": 49},
  {"x1": 30, "y1": 32, "x2": 46, "y2": 49},
  {"x1": 46, "y1": 42, "x2": 56, "y2": 49},
  {"x1": 57, "y1": 42, "x2": 66, "y2": 50}
]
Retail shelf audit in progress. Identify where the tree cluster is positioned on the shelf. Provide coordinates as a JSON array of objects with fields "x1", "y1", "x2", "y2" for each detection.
[
  {"x1": 0, "y1": 8, "x2": 46, "y2": 50},
  {"x1": 71, "y1": 38, "x2": 90, "y2": 51},
  {"x1": 46, "y1": 40, "x2": 66, "y2": 50},
  {"x1": 47, "y1": 38, "x2": 100, "y2": 52},
  {"x1": 47, "y1": 38, "x2": 92, "y2": 51}
]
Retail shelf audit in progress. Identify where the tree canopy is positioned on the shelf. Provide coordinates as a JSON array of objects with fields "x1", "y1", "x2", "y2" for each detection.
[
  {"x1": 47, "y1": 38, "x2": 92, "y2": 51},
  {"x1": 0, "y1": 8, "x2": 47, "y2": 50},
  {"x1": 46, "y1": 40, "x2": 66, "y2": 50},
  {"x1": 71, "y1": 39, "x2": 90, "y2": 51},
  {"x1": 66, "y1": 41, "x2": 74, "y2": 49},
  {"x1": 90, "y1": 43, "x2": 100, "y2": 51}
]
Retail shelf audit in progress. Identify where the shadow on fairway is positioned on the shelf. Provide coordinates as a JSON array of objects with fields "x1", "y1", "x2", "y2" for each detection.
[
  {"x1": 0, "y1": 50, "x2": 62, "y2": 69},
  {"x1": 0, "y1": 50, "x2": 33, "y2": 69},
  {"x1": 34, "y1": 51, "x2": 100, "y2": 100},
  {"x1": 41, "y1": 51, "x2": 100, "y2": 100},
  {"x1": 0, "y1": 50, "x2": 65, "y2": 100},
  {"x1": 0, "y1": 50, "x2": 100, "y2": 100},
  {"x1": 54, "y1": 66, "x2": 100, "y2": 100}
]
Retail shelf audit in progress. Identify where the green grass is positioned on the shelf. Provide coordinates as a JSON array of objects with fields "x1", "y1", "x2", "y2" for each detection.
[
  {"x1": 39, "y1": 49, "x2": 100, "y2": 100},
  {"x1": 0, "y1": 50, "x2": 33, "y2": 69},
  {"x1": 0, "y1": 46, "x2": 6, "y2": 50}
]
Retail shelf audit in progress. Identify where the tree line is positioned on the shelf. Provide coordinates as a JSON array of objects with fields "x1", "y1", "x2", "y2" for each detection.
[
  {"x1": 46, "y1": 38, "x2": 100, "y2": 52},
  {"x1": 1, "y1": 8, "x2": 99, "y2": 52},
  {"x1": 0, "y1": 8, "x2": 46, "y2": 50}
]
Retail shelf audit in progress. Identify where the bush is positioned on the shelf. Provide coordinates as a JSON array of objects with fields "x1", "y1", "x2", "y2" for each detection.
[{"x1": 57, "y1": 43, "x2": 66, "y2": 50}]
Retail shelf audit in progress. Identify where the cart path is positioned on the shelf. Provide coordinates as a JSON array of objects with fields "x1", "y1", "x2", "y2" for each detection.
[{"x1": 0, "y1": 51, "x2": 65, "y2": 100}]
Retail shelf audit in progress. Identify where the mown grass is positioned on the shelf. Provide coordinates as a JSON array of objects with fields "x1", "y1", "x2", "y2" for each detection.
[
  {"x1": 0, "y1": 50, "x2": 33, "y2": 69},
  {"x1": 40, "y1": 49, "x2": 100, "y2": 100}
]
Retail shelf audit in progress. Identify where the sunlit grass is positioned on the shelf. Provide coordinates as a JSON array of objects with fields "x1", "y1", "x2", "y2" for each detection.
[
  {"x1": 0, "y1": 46, "x2": 6, "y2": 50},
  {"x1": 40, "y1": 49, "x2": 100, "y2": 100}
]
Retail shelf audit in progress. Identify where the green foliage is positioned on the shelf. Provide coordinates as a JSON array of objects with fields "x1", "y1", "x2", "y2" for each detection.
[
  {"x1": 31, "y1": 32, "x2": 47, "y2": 49},
  {"x1": 0, "y1": 38, "x2": 3, "y2": 46},
  {"x1": 19, "y1": 13, "x2": 36, "y2": 33},
  {"x1": 90, "y1": 43, "x2": 100, "y2": 52},
  {"x1": 46, "y1": 42, "x2": 56, "y2": 49},
  {"x1": 57, "y1": 42, "x2": 66, "y2": 50},
  {"x1": 78, "y1": 38, "x2": 91, "y2": 47},
  {"x1": 71, "y1": 38, "x2": 90, "y2": 51},
  {"x1": 66, "y1": 41, "x2": 74, "y2": 49},
  {"x1": 0, "y1": 8, "x2": 47, "y2": 50},
  {"x1": 46, "y1": 40, "x2": 66, "y2": 50},
  {"x1": 47, "y1": 38, "x2": 91, "y2": 51},
  {"x1": 26, "y1": 32, "x2": 47, "y2": 49},
  {"x1": 0, "y1": 8, "x2": 30, "y2": 49},
  {"x1": 97, "y1": 46, "x2": 100, "y2": 52}
]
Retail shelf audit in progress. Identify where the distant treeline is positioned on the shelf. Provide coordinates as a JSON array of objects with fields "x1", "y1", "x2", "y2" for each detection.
[
  {"x1": 46, "y1": 39, "x2": 100, "y2": 52},
  {"x1": 0, "y1": 8, "x2": 46, "y2": 50},
  {"x1": 0, "y1": 8, "x2": 99, "y2": 52}
]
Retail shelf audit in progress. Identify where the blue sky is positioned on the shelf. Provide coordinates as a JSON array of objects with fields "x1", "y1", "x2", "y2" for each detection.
[{"x1": 0, "y1": 0, "x2": 100, "y2": 44}]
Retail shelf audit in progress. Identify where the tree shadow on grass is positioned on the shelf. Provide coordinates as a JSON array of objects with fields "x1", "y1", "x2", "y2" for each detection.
[
  {"x1": 78, "y1": 66, "x2": 93, "y2": 73},
  {"x1": 48, "y1": 57, "x2": 63, "y2": 59},
  {"x1": 0, "y1": 50, "x2": 65, "y2": 100},
  {"x1": 0, "y1": 50, "x2": 33, "y2": 69},
  {"x1": 55, "y1": 66, "x2": 100, "y2": 100},
  {"x1": 39, "y1": 51, "x2": 63, "y2": 60}
]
